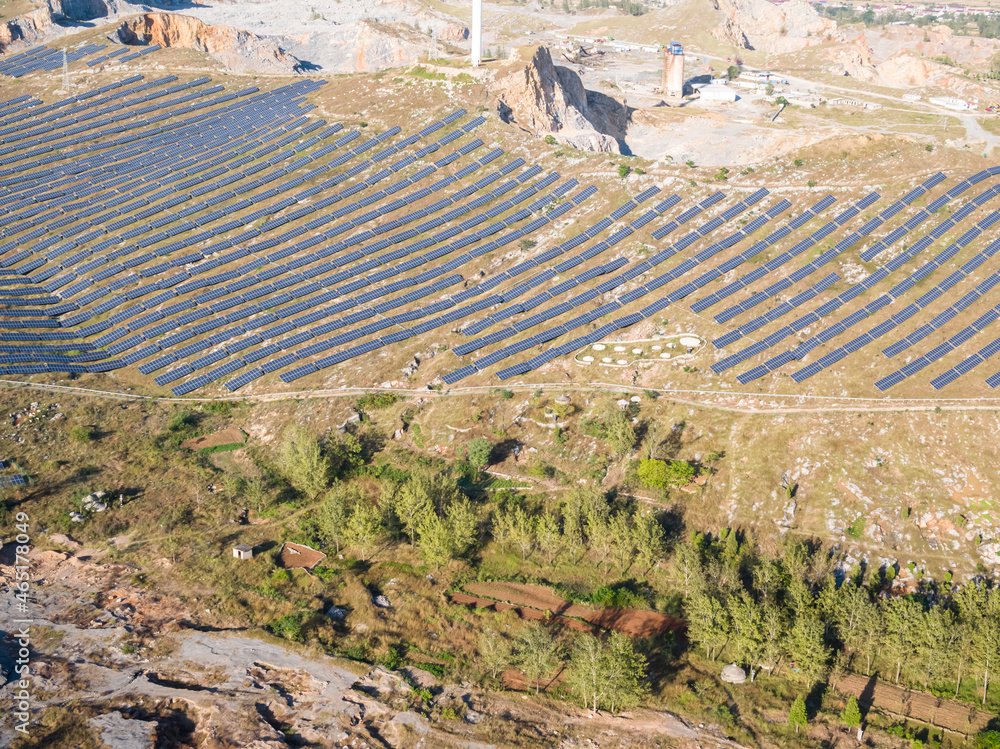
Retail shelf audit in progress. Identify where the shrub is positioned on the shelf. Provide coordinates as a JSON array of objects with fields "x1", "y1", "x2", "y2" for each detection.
[
  {"x1": 544, "y1": 134, "x2": 557, "y2": 145},
  {"x1": 637, "y1": 458, "x2": 695, "y2": 489},
  {"x1": 356, "y1": 392, "x2": 399, "y2": 410},
  {"x1": 975, "y1": 729, "x2": 1000, "y2": 749},
  {"x1": 467, "y1": 437, "x2": 494, "y2": 469},
  {"x1": 69, "y1": 426, "x2": 94, "y2": 442},
  {"x1": 268, "y1": 612, "x2": 306, "y2": 642},
  {"x1": 846, "y1": 516, "x2": 865, "y2": 539}
]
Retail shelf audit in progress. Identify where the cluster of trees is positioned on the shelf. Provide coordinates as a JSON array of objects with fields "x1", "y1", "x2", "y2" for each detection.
[
  {"x1": 817, "y1": 5, "x2": 1000, "y2": 40},
  {"x1": 677, "y1": 531, "x2": 1000, "y2": 706},
  {"x1": 477, "y1": 623, "x2": 648, "y2": 711},
  {"x1": 492, "y1": 487, "x2": 667, "y2": 574},
  {"x1": 277, "y1": 422, "x2": 674, "y2": 575}
]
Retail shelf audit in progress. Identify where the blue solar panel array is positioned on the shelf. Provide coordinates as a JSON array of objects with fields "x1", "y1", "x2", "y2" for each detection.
[{"x1": 0, "y1": 57, "x2": 997, "y2": 395}]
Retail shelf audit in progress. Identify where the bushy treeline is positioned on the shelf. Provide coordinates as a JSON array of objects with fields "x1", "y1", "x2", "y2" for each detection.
[
  {"x1": 817, "y1": 5, "x2": 1000, "y2": 40},
  {"x1": 676, "y1": 531, "x2": 1000, "y2": 707}
]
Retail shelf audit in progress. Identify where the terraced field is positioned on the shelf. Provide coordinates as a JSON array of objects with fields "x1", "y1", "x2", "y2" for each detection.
[{"x1": 3, "y1": 47, "x2": 1000, "y2": 401}]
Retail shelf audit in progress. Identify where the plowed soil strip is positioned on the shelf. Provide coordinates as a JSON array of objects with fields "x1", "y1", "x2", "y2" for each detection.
[
  {"x1": 461, "y1": 581, "x2": 685, "y2": 638},
  {"x1": 835, "y1": 674, "x2": 992, "y2": 734}
]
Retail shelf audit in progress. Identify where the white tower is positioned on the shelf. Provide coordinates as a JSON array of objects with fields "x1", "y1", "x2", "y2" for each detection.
[{"x1": 471, "y1": 0, "x2": 483, "y2": 67}]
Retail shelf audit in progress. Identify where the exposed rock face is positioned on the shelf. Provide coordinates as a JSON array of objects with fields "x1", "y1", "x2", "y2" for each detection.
[
  {"x1": 825, "y1": 37, "x2": 878, "y2": 81},
  {"x1": 112, "y1": 13, "x2": 302, "y2": 74},
  {"x1": 298, "y1": 20, "x2": 441, "y2": 74},
  {"x1": 439, "y1": 24, "x2": 470, "y2": 42},
  {"x1": 0, "y1": 1, "x2": 147, "y2": 52},
  {"x1": 0, "y1": 8, "x2": 55, "y2": 52},
  {"x1": 492, "y1": 45, "x2": 623, "y2": 154},
  {"x1": 711, "y1": 0, "x2": 834, "y2": 53}
]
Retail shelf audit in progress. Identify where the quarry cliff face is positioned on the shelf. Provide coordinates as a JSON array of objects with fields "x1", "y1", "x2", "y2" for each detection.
[
  {"x1": 492, "y1": 45, "x2": 625, "y2": 154},
  {"x1": 711, "y1": 0, "x2": 835, "y2": 53},
  {"x1": 112, "y1": 13, "x2": 302, "y2": 74},
  {"x1": 0, "y1": 0, "x2": 149, "y2": 52}
]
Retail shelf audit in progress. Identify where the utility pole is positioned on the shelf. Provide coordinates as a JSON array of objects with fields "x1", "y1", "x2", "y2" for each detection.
[{"x1": 471, "y1": 0, "x2": 482, "y2": 67}]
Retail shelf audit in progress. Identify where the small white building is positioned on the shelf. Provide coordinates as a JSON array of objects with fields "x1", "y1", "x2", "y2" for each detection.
[
  {"x1": 233, "y1": 544, "x2": 253, "y2": 560},
  {"x1": 700, "y1": 85, "x2": 738, "y2": 103},
  {"x1": 929, "y1": 96, "x2": 977, "y2": 111}
]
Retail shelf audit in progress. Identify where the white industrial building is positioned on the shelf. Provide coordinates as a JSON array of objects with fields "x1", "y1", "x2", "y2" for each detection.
[{"x1": 699, "y1": 82, "x2": 738, "y2": 103}]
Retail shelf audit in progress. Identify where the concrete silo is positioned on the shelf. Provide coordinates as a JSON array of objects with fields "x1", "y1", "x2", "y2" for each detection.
[{"x1": 662, "y1": 41, "x2": 685, "y2": 100}]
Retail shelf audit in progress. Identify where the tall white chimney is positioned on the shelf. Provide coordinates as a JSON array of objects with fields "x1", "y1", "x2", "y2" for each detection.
[{"x1": 471, "y1": 0, "x2": 483, "y2": 67}]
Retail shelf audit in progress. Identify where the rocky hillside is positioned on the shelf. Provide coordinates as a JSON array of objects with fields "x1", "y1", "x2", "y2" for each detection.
[
  {"x1": 172, "y1": 0, "x2": 470, "y2": 74},
  {"x1": 111, "y1": 12, "x2": 302, "y2": 74},
  {"x1": 491, "y1": 45, "x2": 626, "y2": 154},
  {"x1": 711, "y1": 0, "x2": 835, "y2": 54}
]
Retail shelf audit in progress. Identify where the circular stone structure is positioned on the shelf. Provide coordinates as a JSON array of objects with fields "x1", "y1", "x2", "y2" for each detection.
[
  {"x1": 721, "y1": 664, "x2": 747, "y2": 684},
  {"x1": 632, "y1": 348, "x2": 643, "y2": 354},
  {"x1": 555, "y1": 395, "x2": 571, "y2": 405},
  {"x1": 593, "y1": 344, "x2": 606, "y2": 351},
  {"x1": 679, "y1": 336, "x2": 701, "y2": 347},
  {"x1": 652, "y1": 345, "x2": 662, "y2": 351},
  {"x1": 617, "y1": 359, "x2": 628, "y2": 365},
  {"x1": 614, "y1": 346, "x2": 626, "y2": 352},
  {"x1": 660, "y1": 352, "x2": 671, "y2": 359},
  {"x1": 630, "y1": 395, "x2": 641, "y2": 403},
  {"x1": 602, "y1": 357, "x2": 612, "y2": 363},
  {"x1": 582, "y1": 355, "x2": 594, "y2": 362}
]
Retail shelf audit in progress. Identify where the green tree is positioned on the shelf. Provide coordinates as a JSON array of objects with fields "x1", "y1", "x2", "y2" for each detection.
[
  {"x1": 610, "y1": 511, "x2": 635, "y2": 573},
  {"x1": 788, "y1": 696, "x2": 808, "y2": 733},
  {"x1": 568, "y1": 633, "x2": 606, "y2": 711},
  {"x1": 975, "y1": 730, "x2": 1000, "y2": 749},
  {"x1": 318, "y1": 482, "x2": 353, "y2": 552},
  {"x1": 604, "y1": 404, "x2": 636, "y2": 457},
  {"x1": 416, "y1": 496, "x2": 477, "y2": 569},
  {"x1": 467, "y1": 437, "x2": 494, "y2": 470},
  {"x1": 561, "y1": 490, "x2": 587, "y2": 564},
  {"x1": 536, "y1": 509, "x2": 562, "y2": 565},
  {"x1": 243, "y1": 475, "x2": 271, "y2": 514},
  {"x1": 506, "y1": 505, "x2": 536, "y2": 561},
  {"x1": 637, "y1": 458, "x2": 695, "y2": 489},
  {"x1": 633, "y1": 512, "x2": 666, "y2": 573},
  {"x1": 417, "y1": 511, "x2": 454, "y2": 570},
  {"x1": 617, "y1": 164, "x2": 632, "y2": 179},
  {"x1": 389, "y1": 477, "x2": 432, "y2": 547},
  {"x1": 727, "y1": 64, "x2": 740, "y2": 79},
  {"x1": 477, "y1": 628, "x2": 513, "y2": 680},
  {"x1": 686, "y1": 592, "x2": 730, "y2": 661},
  {"x1": 840, "y1": 695, "x2": 861, "y2": 732},
  {"x1": 279, "y1": 425, "x2": 332, "y2": 497},
  {"x1": 345, "y1": 501, "x2": 384, "y2": 561},
  {"x1": 603, "y1": 632, "x2": 648, "y2": 713},
  {"x1": 517, "y1": 622, "x2": 559, "y2": 694},
  {"x1": 787, "y1": 612, "x2": 830, "y2": 685},
  {"x1": 585, "y1": 502, "x2": 614, "y2": 575}
]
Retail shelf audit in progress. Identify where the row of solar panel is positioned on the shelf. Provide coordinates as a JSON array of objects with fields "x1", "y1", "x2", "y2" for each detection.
[
  {"x1": 443, "y1": 190, "x2": 785, "y2": 382},
  {"x1": 726, "y1": 185, "x2": 1000, "y2": 384}
]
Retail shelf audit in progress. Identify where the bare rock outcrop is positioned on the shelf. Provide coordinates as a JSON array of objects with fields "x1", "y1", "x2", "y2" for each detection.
[
  {"x1": 300, "y1": 19, "x2": 442, "y2": 74},
  {"x1": 111, "y1": 12, "x2": 302, "y2": 74},
  {"x1": 825, "y1": 37, "x2": 878, "y2": 81},
  {"x1": 0, "y1": 1, "x2": 147, "y2": 52},
  {"x1": 492, "y1": 45, "x2": 622, "y2": 154},
  {"x1": 711, "y1": 0, "x2": 835, "y2": 53}
]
